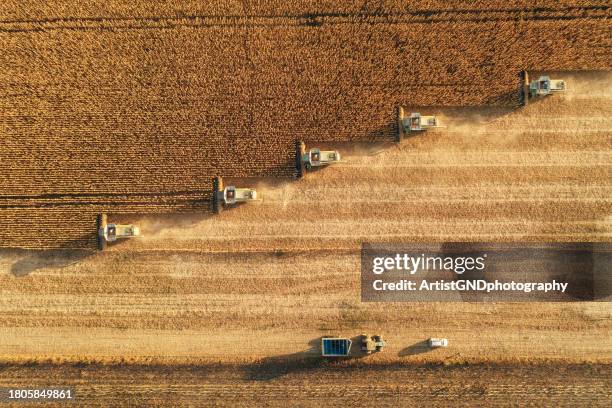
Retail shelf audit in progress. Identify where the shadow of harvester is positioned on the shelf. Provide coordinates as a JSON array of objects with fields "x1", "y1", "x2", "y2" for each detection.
[{"x1": 2, "y1": 245, "x2": 94, "y2": 277}]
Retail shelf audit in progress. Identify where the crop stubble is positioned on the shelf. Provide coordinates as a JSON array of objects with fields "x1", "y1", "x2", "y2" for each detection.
[{"x1": 0, "y1": 75, "x2": 609, "y2": 368}]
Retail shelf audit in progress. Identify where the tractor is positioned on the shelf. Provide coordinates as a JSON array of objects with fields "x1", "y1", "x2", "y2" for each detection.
[{"x1": 360, "y1": 334, "x2": 387, "y2": 354}]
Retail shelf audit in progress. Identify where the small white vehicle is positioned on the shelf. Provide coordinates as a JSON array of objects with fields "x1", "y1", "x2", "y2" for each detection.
[
  {"x1": 529, "y1": 75, "x2": 566, "y2": 97},
  {"x1": 428, "y1": 338, "x2": 449, "y2": 348}
]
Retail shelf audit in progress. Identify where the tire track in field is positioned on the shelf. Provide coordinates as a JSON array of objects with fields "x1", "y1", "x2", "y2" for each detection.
[{"x1": 1, "y1": 7, "x2": 609, "y2": 33}]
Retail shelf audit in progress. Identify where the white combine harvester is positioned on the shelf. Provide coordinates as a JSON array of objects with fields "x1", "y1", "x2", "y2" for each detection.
[
  {"x1": 213, "y1": 176, "x2": 258, "y2": 213},
  {"x1": 397, "y1": 107, "x2": 441, "y2": 141},
  {"x1": 97, "y1": 214, "x2": 141, "y2": 250},
  {"x1": 298, "y1": 141, "x2": 341, "y2": 173},
  {"x1": 521, "y1": 71, "x2": 566, "y2": 105}
]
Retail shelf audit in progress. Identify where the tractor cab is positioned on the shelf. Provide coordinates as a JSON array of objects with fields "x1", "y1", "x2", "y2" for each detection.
[
  {"x1": 309, "y1": 148, "x2": 322, "y2": 166},
  {"x1": 224, "y1": 186, "x2": 237, "y2": 205},
  {"x1": 361, "y1": 334, "x2": 386, "y2": 354}
]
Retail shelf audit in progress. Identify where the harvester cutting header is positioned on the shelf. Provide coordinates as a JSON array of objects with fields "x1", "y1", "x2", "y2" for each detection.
[{"x1": 521, "y1": 71, "x2": 566, "y2": 105}]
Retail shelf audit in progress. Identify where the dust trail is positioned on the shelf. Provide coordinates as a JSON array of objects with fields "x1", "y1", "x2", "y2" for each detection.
[
  {"x1": 561, "y1": 71, "x2": 612, "y2": 100},
  {"x1": 136, "y1": 214, "x2": 210, "y2": 240},
  {"x1": 253, "y1": 181, "x2": 297, "y2": 210},
  {"x1": 434, "y1": 73, "x2": 612, "y2": 146},
  {"x1": 123, "y1": 71, "x2": 612, "y2": 249}
]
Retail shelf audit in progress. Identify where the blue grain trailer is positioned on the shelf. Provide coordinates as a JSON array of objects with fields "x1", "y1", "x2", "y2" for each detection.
[{"x1": 321, "y1": 337, "x2": 352, "y2": 357}]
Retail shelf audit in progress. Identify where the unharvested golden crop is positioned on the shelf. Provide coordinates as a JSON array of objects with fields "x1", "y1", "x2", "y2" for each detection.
[{"x1": 0, "y1": 2, "x2": 610, "y2": 248}]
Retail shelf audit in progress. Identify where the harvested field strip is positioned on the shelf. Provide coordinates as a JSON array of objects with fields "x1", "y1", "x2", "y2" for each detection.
[
  {"x1": 138, "y1": 219, "x2": 607, "y2": 240},
  {"x1": 0, "y1": 325, "x2": 609, "y2": 363},
  {"x1": 339, "y1": 151, "x2": 612, "y2": 167},
  {"x1": 0, "y1": 234, "x2": 610, "y2": 362},
  {"x1": 263, "y1": 184, "x2": 611, "y2": 201},
  {"x1": 0, "y1": 306, "x2": 606, "y2": 332},
  {"x1": 0, "y1": 363, "x2": 608, "y2": 407},
  {"x1": 306, "y1": 166, "x2": 611, "y2": 186},
  {"x1": 195, "y1": 203, "x2": 610, "y2": 223}
]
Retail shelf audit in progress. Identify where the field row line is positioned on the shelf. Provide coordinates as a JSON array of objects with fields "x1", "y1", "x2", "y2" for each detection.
[
  {"x1": 1, "y1": 9, "x2": 609, "y2": 33},
  {"x1": 3, "y1": 5, "x2": 609, "y2": 24}
]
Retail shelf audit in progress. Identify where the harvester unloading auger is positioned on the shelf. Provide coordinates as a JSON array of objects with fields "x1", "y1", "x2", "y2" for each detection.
[
  {"x1": 397, "y1": 106, "x2": 441, "y2": 142},
  {"x1": 97, "y1": 213, "x2": 141, "y2": 250},
  {"x1": 212, "y1": 176, "x2": 258, "y2": 214},
  {"x1": 521, "y1": 71, "x2": 566, "y2": 106}
]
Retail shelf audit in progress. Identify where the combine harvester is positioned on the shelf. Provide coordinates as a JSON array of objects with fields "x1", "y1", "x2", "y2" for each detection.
[
  {"x1": 521, "y1": 71, "x2": 566, "y2": 106},
  {"x1": 97, "y1": 214, "x2": 141, "y2": 250},
  {"x1": 212, "y1": 176, "x2": 258, "y2": 214},
  {"x1": 296, "y1": 141, "x2": 341, "y2": 177},
  {"x1": 397, "y1": 106, "x2": 442, "y2": 142}
]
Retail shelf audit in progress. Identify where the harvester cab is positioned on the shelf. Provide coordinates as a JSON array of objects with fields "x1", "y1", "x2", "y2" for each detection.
[
  {"x1": 407, "y1": 113, "x2": 439, "y2": 131},
  {"x1": 530, "y1": 75, "x2": 566, "y2": 97},
  {"x1": 361, "y1": 334, "x2": 386, "y2": 354},
  {"x1": 213, "y1": 176, "x2": 258, "y2": 213},
  {"x1": 299, "y1": 142, "x2": 341, "y2": 171},
  {"x1": 397, "y1": 107, "x2": 441, "y2": 141},
  {"x1": 97, "y1": 213, "x2": 141, "y2": 250},
  {"x1": 522, "y1": 71, "x2": 566, "y2": 105},
  {"x1": 103, "y1": 224, "x2": 140, "y2": 241},
  {"x1": 223, "y1": 186, "x2": 257, "y2": 205}
]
